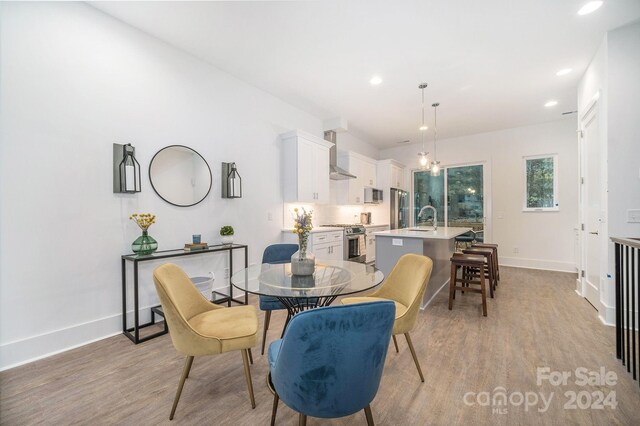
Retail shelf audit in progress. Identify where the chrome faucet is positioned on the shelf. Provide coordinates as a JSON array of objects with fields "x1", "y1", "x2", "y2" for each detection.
[{"x1": 418, "y1": 205, "x2": 438, "y2": 230}]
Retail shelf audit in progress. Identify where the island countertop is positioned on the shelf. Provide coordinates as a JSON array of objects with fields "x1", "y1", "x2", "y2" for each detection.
[{"x1": 373, "y1": 226, "x2": 472, "y2": 240}]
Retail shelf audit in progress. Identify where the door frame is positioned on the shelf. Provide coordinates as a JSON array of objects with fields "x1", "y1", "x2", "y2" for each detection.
[
  {"x1": 577, "y1": 93, "x2": 605, "y2": 313},
  {"x1": 410, "y1": 160, "x2": 492, "y2": 242}
]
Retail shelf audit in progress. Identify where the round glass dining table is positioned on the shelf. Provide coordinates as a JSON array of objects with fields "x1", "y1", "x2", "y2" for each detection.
[{"x1": 230, "y1": 260, "x2": 384, "y2": 319}]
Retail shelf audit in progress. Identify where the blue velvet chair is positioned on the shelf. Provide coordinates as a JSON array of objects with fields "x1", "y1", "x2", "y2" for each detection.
[
  {"x1": 260, "y1": 244, "x2": 299, "y2": 355},
  {"x1": 268, "y1": 301, "x2": 395, "y2": 425}
]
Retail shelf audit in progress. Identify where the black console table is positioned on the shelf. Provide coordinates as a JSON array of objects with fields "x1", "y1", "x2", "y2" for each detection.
[{"x1": 121, "y1": 243, "x2": 248, "y2": 344}]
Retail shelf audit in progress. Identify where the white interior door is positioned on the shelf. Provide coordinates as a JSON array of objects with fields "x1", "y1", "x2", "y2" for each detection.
[{"x1": 580, "y1": 100, "x2": 602, "y2": 311}]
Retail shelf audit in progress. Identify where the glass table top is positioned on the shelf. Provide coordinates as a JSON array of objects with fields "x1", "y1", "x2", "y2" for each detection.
[{"x1": 230, "y1": 260, "x2": 384, "y2": 299}]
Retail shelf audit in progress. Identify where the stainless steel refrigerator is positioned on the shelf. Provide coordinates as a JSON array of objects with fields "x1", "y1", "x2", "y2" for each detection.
[{"x1": 390, "y1": 188, "x2": 409, "y2": 229}]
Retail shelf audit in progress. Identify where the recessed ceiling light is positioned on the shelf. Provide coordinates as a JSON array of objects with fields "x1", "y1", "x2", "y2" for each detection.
[
  {"x1": 370, "y1": 76, "x2": 382, "y2": 85},
  {"x1": 578, "y1": 1, "x2": 603, "y2": 15},
  {"x1": 545, "y1": 100, "x2": 558, "y2": 108},
  {"x1": 419, "y1": 125, "x2": 428, "y2": 131},
  {"x1": 556, "y1": 68, "x2": 573, "y2": 76}
]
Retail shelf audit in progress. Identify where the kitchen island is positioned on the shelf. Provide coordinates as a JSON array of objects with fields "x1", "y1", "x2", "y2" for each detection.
[{"x1": 373, "y1": 227, "x2": 472, "y2": 308}]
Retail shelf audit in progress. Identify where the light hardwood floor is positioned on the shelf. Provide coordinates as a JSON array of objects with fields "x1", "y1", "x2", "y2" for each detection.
[{"x1": 1, "y1": 267, "x2": 639, "y2": 425}]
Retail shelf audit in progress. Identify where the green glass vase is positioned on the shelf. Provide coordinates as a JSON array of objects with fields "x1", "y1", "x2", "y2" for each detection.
[{"x1": 132, "y1": 230, "x2": 158, "y2": 255}]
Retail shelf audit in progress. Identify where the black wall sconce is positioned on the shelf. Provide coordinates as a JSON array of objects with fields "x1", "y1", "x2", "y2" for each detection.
[
  {"x1": 113, "y1": 143, "x2": 141, "y2": 193},
  {"x1": 221, "y1": 162, "x2": 242, "y2": 198}
]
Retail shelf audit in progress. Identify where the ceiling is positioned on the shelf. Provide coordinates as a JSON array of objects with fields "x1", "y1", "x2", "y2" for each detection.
[{"x1": 90, "y1": 1, "x2": 640, "y2": 148}]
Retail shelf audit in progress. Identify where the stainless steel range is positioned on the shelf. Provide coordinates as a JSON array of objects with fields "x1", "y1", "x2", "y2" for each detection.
[{"x1": 321, "y1": 224, "x2": 367, "y2": 263}]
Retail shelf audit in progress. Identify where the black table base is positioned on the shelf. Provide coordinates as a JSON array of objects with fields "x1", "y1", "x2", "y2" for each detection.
[
  {"x1": 275, "y1": 295, "x2": 340, "y2": 334},
  {"x1": 121, "y1": 244, "x2": 248, "y2": 344}
]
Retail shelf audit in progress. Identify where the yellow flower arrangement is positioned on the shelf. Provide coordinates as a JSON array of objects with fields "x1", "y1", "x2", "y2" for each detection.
[{"x1": 129, "y1": 213, "x2": 156, "y2": 231}]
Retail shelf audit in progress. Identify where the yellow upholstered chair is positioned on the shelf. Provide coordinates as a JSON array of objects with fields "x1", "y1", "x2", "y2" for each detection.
[
  {"x1": 153, "y1": 263, "x2": 258, "y2": 420},
  {"x1": 341, "y1": 254, "x2": 433, "y2": 382}
]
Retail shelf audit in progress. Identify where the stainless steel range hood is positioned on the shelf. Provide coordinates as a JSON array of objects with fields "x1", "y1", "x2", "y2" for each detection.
[{"x1": 324, "y1": 130, "x2": 356, "y2": 180}]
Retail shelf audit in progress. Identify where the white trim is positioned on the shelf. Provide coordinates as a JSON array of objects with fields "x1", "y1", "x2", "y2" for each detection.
[
  {"x1": 279, "y1": 129, "x2": 334, "y2": 149},
  {"x1": 377, "y1": 158, "x2": 406, "y2": 168},
  {"x1": 0, "y1": 281, "x2": 237, "y2": 371},
  {"x1": 523, "y1": 153, "x2": 559, "y2": 211},
  {"x1": 410, "y1": 160, "x2": 491, "y2": 241},
  {"x1": 499, "y1": 256, "x2": 577, "y2": 273},
  {"x1": 420, "y1": 280, "x2": 449, "y2": 310},
  {"x1": 0, "y1": 313, "x2": 123, "y2": 371},
  {"x1": 597, "y1": 299, "x2": 616, "y2": 327}
]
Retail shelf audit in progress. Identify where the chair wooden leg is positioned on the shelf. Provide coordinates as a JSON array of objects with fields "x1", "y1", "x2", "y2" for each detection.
[
  {"x1": 241, "y1": 349, "x2": 256, "y2": 409},
  {"x1": 364, "y1": 404, "x2": 375, "y2": 425},
  {"x1": 261, "y1": 310, "x2": 272, "y2": 355},
  {"x1": 270, "y1": 392, "x2": 279, "y2": 426},
  {"x1": 248, "y1": 348, "x2": 253, "y2": 365},
  {"x1": 404, "y1": 333, "x2": 424, "y2": 382},
  {"x1": 298, "y1": 413, "x2": 307, "y2": 426},
  {"x1": 480, "y1": 266, "x2": 488, "y2": 317},
  {"x1": 487, "y1": 262, "x2": 494, "y2": 299},
  {"x1": 448, "y1": 263, "x2": 457, "y2": 309},
  {"x1": 185, "y1": 356, "x2": 194, "y2": 379},
  {"x1": 392, "y1": 335, "x2": 399, "y2": 353},
  {"x1": 169, "y1": 355, "x2": 194, "y2": 420}
]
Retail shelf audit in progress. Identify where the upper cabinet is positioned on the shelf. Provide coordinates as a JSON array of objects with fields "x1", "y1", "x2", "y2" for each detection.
[
  {"x1": 377, "y1": 159, "x2": 406, "y2": 191},
  {"x1": 281, "y1": 130, "x2": 332, "y2": 204},
  {"x1": 337, "y1": 151, "x2": 378, "y2": 205}
]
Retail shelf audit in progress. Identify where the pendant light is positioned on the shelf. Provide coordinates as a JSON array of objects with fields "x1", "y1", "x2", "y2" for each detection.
[
  {"x1": 417, "y1": 83, "x2": 430, "y2": 170},
  {"x1": 431, "y1": 102, "x2": 441, "y2": 176}
]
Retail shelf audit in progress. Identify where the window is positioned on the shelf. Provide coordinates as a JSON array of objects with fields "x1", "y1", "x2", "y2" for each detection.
[
  {"x1": 524, "y1": 155, "x2": 558, "y2": 211},
  {"x1": 413, "y1": 164, "x2": 484, "y2": 231}
]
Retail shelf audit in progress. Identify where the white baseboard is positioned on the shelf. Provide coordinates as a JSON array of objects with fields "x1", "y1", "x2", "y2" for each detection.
[
  {"x1": 0, "y1": 284, "x2": 235, "y2": 372},
  {"x1": 421, "y1": 280, "x2": 449, "y2": 310},
  {"x1": 0, "y1": 313, "x2": 122, "y2": 371},
  {"x1": 500, "y1": 256, "x2": 577, "y2": 273},
  {"x1": 598, "y1": 304, "x2": 616, "y2": 327}
]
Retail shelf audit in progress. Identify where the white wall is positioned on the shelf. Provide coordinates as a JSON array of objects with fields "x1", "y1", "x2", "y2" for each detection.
[
  {"x1": 0, "y1": 2, "x2": 380, "y2": 370},
  {"x1": 336, "y1": 132, "x2": 380, "y2": 160},
  {"x1": 577, "y1": 21, "x2": 640, "y2": 325},
  {"x1": 380, "y1": 119, "x2": 579, "y2": 272},
  {"x1": 607, "y1": 22, "x2": 640, "y2": 241}
]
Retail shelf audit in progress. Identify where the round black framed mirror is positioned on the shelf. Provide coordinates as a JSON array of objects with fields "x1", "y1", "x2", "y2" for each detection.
[{"x1": 149, "y1": 145, "x2": 212, "y2": 207}]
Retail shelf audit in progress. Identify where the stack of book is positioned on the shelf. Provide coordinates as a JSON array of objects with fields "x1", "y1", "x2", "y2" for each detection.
[{"x1": 184, "y1": 243, "x2": 208, "y2": 252}]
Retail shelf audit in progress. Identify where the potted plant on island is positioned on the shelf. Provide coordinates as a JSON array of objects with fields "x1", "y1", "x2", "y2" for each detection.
[{"x1": 220, "y1": 225, "x2": 234, "y2": 245}]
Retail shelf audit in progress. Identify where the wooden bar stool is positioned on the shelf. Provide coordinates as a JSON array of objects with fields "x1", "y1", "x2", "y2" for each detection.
[
  {"x1": 463, "y1": 247, "x2": 497, "y2": 297},
  {"x1": 449, "y1": 253, "x2": 488, "y2": 316},
  {"x1": 472, "y1": 243, "x2": 500, "y2": 283}
]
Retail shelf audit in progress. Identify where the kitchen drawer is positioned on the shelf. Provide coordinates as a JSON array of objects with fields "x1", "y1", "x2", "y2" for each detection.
[
  {"x1": 366, "y1": 226, "x2": 389, "y2": 234},
  {"x1": 313, "y1": 231, "x2": 343, "y2": 245}
]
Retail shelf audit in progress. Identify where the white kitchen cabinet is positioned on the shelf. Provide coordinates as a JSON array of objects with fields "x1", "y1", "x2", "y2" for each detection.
[
  {"x1": 312, "y1": 231, "x2": 343, "y2": 260},
  {"x1": 281, "y1": 130, "x2": 332, "y2": 204},
  {"x1": 365, "y1": 225, "x2": 390, "y2": 263},
  {"x1": 390, "y1": 164, "x2": 404, "y2": 190},
  {"x1": 362, "y1": 160, "x2": 377, "y2": 188},
  {"x1": 377, "y1": 159, "x2": 406, "y2": 191},
  {"x1": 337, "y1": 151, "x2": 378, "y2": 205},
  {"x1": 282, "y1": 230, "x2": 343, "y2": 261}
]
